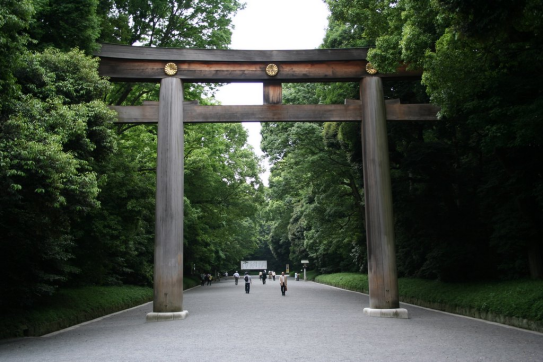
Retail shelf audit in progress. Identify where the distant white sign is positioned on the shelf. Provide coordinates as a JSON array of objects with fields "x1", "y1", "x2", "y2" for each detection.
[{"x1": 241, "y1": 260, "x2": 267, "y2": 270}]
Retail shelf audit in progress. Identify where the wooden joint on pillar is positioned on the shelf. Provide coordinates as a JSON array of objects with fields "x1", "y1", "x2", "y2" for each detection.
[{"x1": 264, "y1": 82, "x2": 282, "y2": 104}]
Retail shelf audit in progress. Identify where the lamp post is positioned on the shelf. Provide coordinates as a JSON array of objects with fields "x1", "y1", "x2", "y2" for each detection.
[{"x1": 301, "y1": 260, "x2": 309, "y2": 281}]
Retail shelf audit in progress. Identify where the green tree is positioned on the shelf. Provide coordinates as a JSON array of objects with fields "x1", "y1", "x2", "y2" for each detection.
[
  {"x1": 97, "y1": 0, "x2": 244, "y2": 48},
  {"x1": 184, "y1": 122, "x2": 265, "y2": 275},
  {"x1": 27, "y1": 0, "x2": 101, "y2": 54},
  {"x1": 325, "y1": 0, "x2": 543, "y2": 279},
  {"x1": 70, "y1": 125, "x2": 157, "y2": 286},
  {"x1": 97, "y1": 0, "x2": 245, "y2": 106},
  {"x1": 261, "y1": 118, "x2": 366, "y2": 273},
  {"x1": 0, "y1": 48, "x2": 117, "y2": 305},
  {"x1": 0, "y1": 0, "x2": 34, "y2": 112}
]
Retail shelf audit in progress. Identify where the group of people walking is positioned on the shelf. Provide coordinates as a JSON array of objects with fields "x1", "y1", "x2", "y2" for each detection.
[
  {"x1": 200, "y1": 273, "x2": 212, "y2": 286},
  {"x1": 259, "y1": 270, "x2": 277, "y2": 282},
  {"x1": 203, "y1": 270, "x2": 289, "y2": 296},
  {"x1": 236, "y1": 270, "x2": 287, "y2": 296}
]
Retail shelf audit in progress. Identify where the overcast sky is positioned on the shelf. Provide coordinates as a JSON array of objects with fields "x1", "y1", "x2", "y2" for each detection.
[{"x1": 214, "y1": 0, "x2": 330, "y2": 185}]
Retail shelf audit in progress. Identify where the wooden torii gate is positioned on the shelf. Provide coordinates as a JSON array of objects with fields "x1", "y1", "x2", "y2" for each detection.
[{"x1": 96, "y1": 44, "x2": 439, "y2": 321}]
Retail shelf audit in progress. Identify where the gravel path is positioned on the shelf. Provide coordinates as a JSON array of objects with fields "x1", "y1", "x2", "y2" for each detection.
[{"x1": 0, "y1": 277, "x2": 542, "y2": 361}]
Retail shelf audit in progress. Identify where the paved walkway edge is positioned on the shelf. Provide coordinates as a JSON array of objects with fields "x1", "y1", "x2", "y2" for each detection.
[
  {"x1": 41, "y1": 285, "x2": 202, "y2": 337},
  {"x1": 42, "y1": 301, "x2": 153, "y2": 337},
  {"x1": 312, "y1": 280, "x2": 543, "y2": 334}
]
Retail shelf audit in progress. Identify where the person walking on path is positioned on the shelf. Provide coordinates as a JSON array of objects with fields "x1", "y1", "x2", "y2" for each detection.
[
  {"x1": 233, "y1": 271, "x2": 240, "y2": 285},
  {"x1": 272, "y1": 271, "x2": 276, "y2": 281},
  {"x1": 244, "y1": 272, "x2": 252, "y2": 294},
  {"x1": 279, "y1": 272, "x2": 287, "y2": 296},
  {"x1": 262, "y1": 270, "x2": 267, "y2": 284}
]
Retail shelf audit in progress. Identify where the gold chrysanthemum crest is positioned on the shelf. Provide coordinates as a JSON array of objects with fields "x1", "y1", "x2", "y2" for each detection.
[
  {"x1": 365, "y1": 63, "x2": 378, "y2": 75},
  {"x1": 265, "y1": 63, "x2": 279, "y2": 77},
  {"x1": 164, "y1": 62, "x2": 178, "y2": 76}
]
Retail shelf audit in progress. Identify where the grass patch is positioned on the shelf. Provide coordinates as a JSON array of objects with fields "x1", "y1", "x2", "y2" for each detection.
[
  {"x1": 315, "y1": 273, "x2": 543, "y2": 324},
  {"x1": 289, "y1": 270, "x2": 320, "y2": 281},
  {"x1": 315, "y1": 273, "x2": 369, "y2": 292},
  {"x1": 0, "y1": 277, "x2": 200, "y2": 340},
  {"x1": 398, "y1": 277, "x2": 543, "y2": 322}
]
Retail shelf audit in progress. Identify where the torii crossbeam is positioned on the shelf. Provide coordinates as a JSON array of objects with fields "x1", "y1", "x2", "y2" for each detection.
[{"x1": 96, "y1": 43, "x2": 439, "y2": 321}]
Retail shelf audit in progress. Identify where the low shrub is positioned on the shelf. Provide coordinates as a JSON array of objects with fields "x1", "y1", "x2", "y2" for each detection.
[
  {"x1": 315, "y1": 273, "x2": 543, "y2": 324},
  {"x1": 0, "y1": 277, "x2": 199, "y2": 340}
]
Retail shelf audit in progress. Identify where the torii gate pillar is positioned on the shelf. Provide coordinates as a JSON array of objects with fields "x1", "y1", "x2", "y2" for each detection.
[
  {"x1": 146, "y1": 78, "x2": 188, "y2": 321},
  {"x1": 95, "y1": 44, "x2": 440, "y2": 321},
  {"x1": 360, "y1": 77, "x2": 408, "y2": 318}
]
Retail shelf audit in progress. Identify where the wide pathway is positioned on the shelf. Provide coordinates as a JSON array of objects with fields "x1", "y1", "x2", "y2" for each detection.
[{"x1": 0, "y1": 277, "x2": 542, "y2": 361}]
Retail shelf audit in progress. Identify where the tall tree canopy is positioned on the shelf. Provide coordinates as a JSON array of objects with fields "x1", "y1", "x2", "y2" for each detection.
[
  {"x1": 333, "y1": 0, "x2": 543, "y2": 279},
  {"x1": 0, "y1": 49, "x2": 117, "y2": 304},
  {"x1": 97, "y1": 0, "x2": 244, "y2": 48},
  {"x1": 0, "y1": 0, "x2": 34, "y2": 110},
  {"x1": 27, "y1": 0, "x2": 101, "y2": 54},
  {"x1": 0, "y1": 0, "x2": 265, "y2": 307},
  {"x1": 260, "y1": 0, "x2": 543, "y2": 280},
  {"x1": 97, "y1": 0, "x2": 245, "y2": 106}
]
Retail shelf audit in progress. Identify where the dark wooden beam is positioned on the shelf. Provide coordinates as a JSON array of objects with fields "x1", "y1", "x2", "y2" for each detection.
[
  {"x1": 97, "y1": 43, "x2": 369, "y2": 62},
  {"x1": 99, "y1": 59, "x2": 372, "y2": 82},
  {"x1": 96, "y1": 44, "x2": 422, "y2": 82},
  {"x1": 109, "y1": 103, "x2": 439, "y2": 123},
  {"x1": 349, "y1": 99, "x2": 440, "y2": 120},
  {"x1": 386, "y1": 103, "x2": 440, "y2": 121}
]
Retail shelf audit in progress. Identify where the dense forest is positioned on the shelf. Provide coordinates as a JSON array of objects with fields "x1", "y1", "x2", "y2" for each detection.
[
  {"x1": 262, "y1": 0, "x2": 543, "y2": 282},
  {"x1": 1, "y1": 0, "x2": 542, "y2": 309},
  {"x1": 0, "y1": 0, "x2": 263, "y2": 307}
]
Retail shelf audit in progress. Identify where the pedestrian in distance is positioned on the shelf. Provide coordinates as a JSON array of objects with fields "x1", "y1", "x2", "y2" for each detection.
[
  {"x1": 244, "y1": 272, "x2": 252, "y2": 293},
  {"x1": 233, "y1": 271, "x2": 240, "y2": 285},
  {"x1": 262, "y1": 269, "x2": 267, "y2": 284},
  {"x1": 272, "y1": 271, "x2": 276, "y2": 281},
  {"x1": 279, "y1": 272, "x2": 287, "y2": 296},
  {"x1": 200, "y1": 273, "x2": 205, "y2": 286}
]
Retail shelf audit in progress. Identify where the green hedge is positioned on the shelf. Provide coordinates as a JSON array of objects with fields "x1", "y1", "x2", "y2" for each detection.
[
  {"x1": 315, "y1": 273, "x2": 368, "y2": 291},
  {"x1": 289, "y1": 270, "x2": 321, "y2": 281},
  {"x1": 0, "y1": 277, "x2": 200, "y2": 340},
  {"x1": 315, "y1": 273, "x2": 543, "y2": 325},
  {"x1": 398, "y1": 277, "x2": 543, "y2": 322}
]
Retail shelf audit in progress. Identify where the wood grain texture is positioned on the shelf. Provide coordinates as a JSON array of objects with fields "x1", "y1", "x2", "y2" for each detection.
[
  {"x1": 109, "y1": 103, "x2": 438, "y2": 123},
  {"x1": 96, "y1": 45, "x2": 422, "y2": 82},
  {"x1": 153, "y1": 78, "x2": 184, "y2": 313},
  {"x1": 98, "y1": 59, "x2": 372, "y2": 82},
  {"x1": 360, "y1": 77, "x2": 400, "y2": 310},
  {"x1": 263, "y1": 82, "x2": 282, "y2": 104},
  {"x1": 96, "y1": 43, "x2": 369, "y2": 62},
  {"x1": 386, "y1": 103, "x2": 440, "y2": 120}
]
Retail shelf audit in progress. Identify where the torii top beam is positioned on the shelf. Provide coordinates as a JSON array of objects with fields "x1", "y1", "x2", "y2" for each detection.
[{"x1": 95, "y1": 44, "x2": 421, "y2": 83}]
